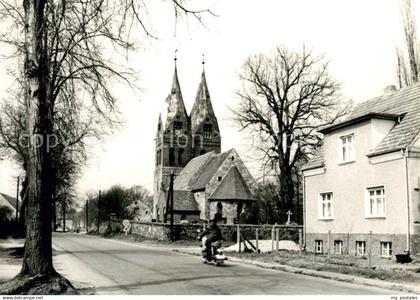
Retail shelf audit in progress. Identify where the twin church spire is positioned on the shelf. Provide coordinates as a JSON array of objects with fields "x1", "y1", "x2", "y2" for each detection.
[{"x1": 156, "y1": 56, "x2": 221, "y2": 168}]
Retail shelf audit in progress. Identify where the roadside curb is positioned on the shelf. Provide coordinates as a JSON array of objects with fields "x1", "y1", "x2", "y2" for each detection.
[{"x1": 173, "y1": 248, "x2": 420, "y2": 295}]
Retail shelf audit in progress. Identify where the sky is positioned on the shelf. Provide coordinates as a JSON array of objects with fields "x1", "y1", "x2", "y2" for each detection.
[{"x1": 0, "y1": 0, "x2": 412, "y2": 201}]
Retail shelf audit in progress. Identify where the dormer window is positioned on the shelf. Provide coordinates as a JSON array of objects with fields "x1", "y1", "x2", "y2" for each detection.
[
  {"x1": 204, "y1": 123, "x2": 212, "y2": 139},
  {"x1": 339, "y1": 134, "x2": 355, "y2": 163}
]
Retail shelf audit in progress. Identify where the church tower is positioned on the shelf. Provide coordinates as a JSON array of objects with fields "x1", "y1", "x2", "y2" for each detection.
[
  {"x1": 190, "y1": 62, "x2": 221, "y2": 157},
  {"x1": 153, "y1": 59, "x2": 192, "y2": 220}
]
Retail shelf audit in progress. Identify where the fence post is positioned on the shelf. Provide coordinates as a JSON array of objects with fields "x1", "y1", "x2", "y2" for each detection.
[
  {"x1": 271, "y1": 225, "x2": 275, "y2": 252},
  {"x1": 255, "y1": 227, "x2": 259, "y2": 254},
  {"x1": 368, "y1": 230, "x2": 372, "y2": 268},
  {"x1": 237, "y1": 225, "x2": 241, "y2": 253},
  {"x1": 346, "y1": 232, "x2": 350, "y2": 254},
  {"x1": 298, "y1": 229, "x2": 303, "y2": 256},
  {"x1": 275, "y1": 228, "x2": 279, "y2": 252},
  {"x1": 327, "y1": 230, "x2": 331, "y2": 260}
]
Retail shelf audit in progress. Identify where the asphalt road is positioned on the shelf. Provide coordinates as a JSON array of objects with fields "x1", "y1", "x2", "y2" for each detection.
[{"x1": 52, "y1": 233, "x2": 396, "y2": 295}]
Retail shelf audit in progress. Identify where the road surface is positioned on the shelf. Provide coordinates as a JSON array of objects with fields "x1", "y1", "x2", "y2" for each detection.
[{"x1": 52, "y1": 233, "x2": 396, "y2": 295}]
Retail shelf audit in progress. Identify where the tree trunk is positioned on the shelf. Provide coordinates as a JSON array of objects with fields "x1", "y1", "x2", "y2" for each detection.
[
  {"x1": 279, "y1": 163, "x2": 295, "y2": 223},
  {"x1": 20, "y1": 0, "x2": 56, "y2": 276},
  {"x1": 52, "y1": 198, "x2": 57, "y2": 231}
]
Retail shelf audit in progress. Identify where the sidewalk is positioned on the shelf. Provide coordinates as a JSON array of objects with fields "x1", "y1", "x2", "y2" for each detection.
[
  {"x1": 173, "y1": 247, "x2": 420, "y2": 295},
  {"x1": 0, "y1": 238, "x2": 97, "y2": 294},
  {"x1": 0, "y1": 239, "x2": 24, "y2": 281}
]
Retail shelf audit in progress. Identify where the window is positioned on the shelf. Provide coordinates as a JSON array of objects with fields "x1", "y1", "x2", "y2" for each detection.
[
  {"x1": 381, "y1": 242, "x2": 392, "y2": 258},
  {"x1": 156, "y1": 150, "x2": 161, "y2": 166},
  {"x1": 218, "y1": 176, "x2": 222, "y2": 182},
  {"x1": 339, "y1": 134, "x2": 355, "y2": 163},
  {"x1": 318, "y1": 192, "x2": 333, "y2": 219},
  {"x1": 366, "y1": 186, "x2": 386, "y2": 218},
  {"x1": 315, "y1": 240, "x2": 323, "y2": 254},
  {"x1": 203, "y1": 123, "x2": 212, "y2": 139},
  {"x1": 169, "y1": 148, "x2": 175, "y2": 165},
  {"x1": 334, "y1": 240, "x2": 343, "y2": 254},
  {"x1": 173, "y1": 121, "x2": 182, "y2": 131},
  {"x1": 217, "y1": 202, "x2": 223, "y2": 215},
  {"x1": 178, "y1": 148, "x2": 184, "y2": 165},
  {"x1": 356, "y1": 241, "x2": 366, "y2": 256}
]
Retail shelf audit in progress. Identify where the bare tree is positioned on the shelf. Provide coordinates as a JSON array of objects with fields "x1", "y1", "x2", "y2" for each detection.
[
  {"x1": 234, "y1": 45, "x2": 349, "y2": 220},
  {"x1": 396, "y1": 0, "x2": 420, "y2": 87},
  {"x1": 0, "y1": 0, "x2": 214, "y2": 294}
]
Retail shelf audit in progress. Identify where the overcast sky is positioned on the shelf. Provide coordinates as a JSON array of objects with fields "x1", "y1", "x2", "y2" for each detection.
[{"x1": 0, "y1": 0, "x2": 412, "y2": 200}]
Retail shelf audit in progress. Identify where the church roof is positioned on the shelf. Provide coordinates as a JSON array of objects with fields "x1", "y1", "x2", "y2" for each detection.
[
  {"x1": 173, "y1": 190, "x2": 199, "y2": 211},
  {"x1": 209, "y1": 166, "x2": 256, "y2": 201},
  {"x1": 190, "y1": 69, "x2": 220, "y2": 134},
  {"x1": 160, "y1": 190, "x2": 199, "y2": 211},
  {"x1": 190, "y1": 151, "x2": 230, "y2": 191},
  {"x1": 159, "y1": 64, "x2": 188, "y2": 131},
  {"x1": 173, "y1": 151, "x2": 214, "y2": 190},
  {"x1": 173, "y1": 150, "x2": 232, "y2": 191}
]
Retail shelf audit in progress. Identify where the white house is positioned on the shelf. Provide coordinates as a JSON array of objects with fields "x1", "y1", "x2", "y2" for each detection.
[{"x1": 302, "y1": 84, "x2": 420, "y2": 257}]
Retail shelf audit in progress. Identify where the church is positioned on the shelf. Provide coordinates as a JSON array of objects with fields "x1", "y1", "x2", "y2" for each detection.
[{"x1": 153, "y1": 59, "x2": 256, "y2": 224}]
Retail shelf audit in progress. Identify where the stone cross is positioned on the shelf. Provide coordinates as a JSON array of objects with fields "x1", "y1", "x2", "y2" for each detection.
[{"x1": 285, "y1": 210, "x2": 293, "y2": 225}]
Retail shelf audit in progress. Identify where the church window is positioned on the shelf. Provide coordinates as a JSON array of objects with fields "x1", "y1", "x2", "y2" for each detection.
[
  {"x1": 203, "y1": 123, "x2": 212, "y2": 139},
  {"x1": 216, "y1": 202, "x2": 223, "y2": 216},
  {"x1": 156, "y1": 150, "x2": 161, "y2": 166},
  {"x1": 158, "y1": 123, "x2": 161, "y2": 131},
  {"x1": 169, "y1": 148, "x2": 175, "y2": 165},
  {"x1": 173, "y1": 121, "x2": 182, "y2": 130},
  {"x1": 178, "y1": 148, "x2": 184, "y2": 165},
  {"x1": 218, "y1": 176, "x2": 222, "y2": 182}
]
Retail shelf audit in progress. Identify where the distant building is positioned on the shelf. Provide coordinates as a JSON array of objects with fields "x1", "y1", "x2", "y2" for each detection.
[
  {"x1": 0, "y1": 193, "x2": 20, "y2": 220},
  {"x1": 153, "y1": 59, "x2": 256, "y2": 224},
  {"x1": 302, "y1": 84, "x2": 420, "y2": 256}
]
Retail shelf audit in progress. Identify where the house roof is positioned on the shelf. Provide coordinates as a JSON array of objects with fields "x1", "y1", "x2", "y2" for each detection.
[
  {"x1": 0, "y1": 193, "x2": 20, "y2": 210},
  {"x1": 209, "y1": 166, "x2": 256, "y2": 201},
  {"x1": 301, "y1": 145, "x2": 325, "y2": 171},
  {"x1": 303, "y1": 82, "x2": 420, "y2": 170},
  {"x1": 320, "y1": 113, "x2": 401, "y2": 134}
]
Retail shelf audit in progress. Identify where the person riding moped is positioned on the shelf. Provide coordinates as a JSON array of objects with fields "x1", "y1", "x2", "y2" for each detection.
[{"x1": 198, "y1": 213, "x2": 224, "y2": 261}]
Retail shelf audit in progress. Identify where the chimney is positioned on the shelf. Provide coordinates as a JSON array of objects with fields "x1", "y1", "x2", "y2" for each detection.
[{"x1": 383, "y1": 85, "x2": 397, "y2": 95}]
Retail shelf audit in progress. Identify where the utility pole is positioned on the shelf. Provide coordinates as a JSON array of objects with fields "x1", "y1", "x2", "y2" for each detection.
[
  {"x1": 86, "y1": 199, "x2": 89, "y2": 232},
  {"x1": 164, "y1": 173, "x2": 175, "y2": 240},
  {"x1": 97, "y1": 190, "x2": 101, "y2": 233},
  {"x1": 63, "y1": 196, "x2": 66, "y2": 232},
  {"x1": 15, "y1": 176, "x2": 19, "y2": 221},
  {"x1": 170, "y1": 174, "x2": 174, "y2": 241}
]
